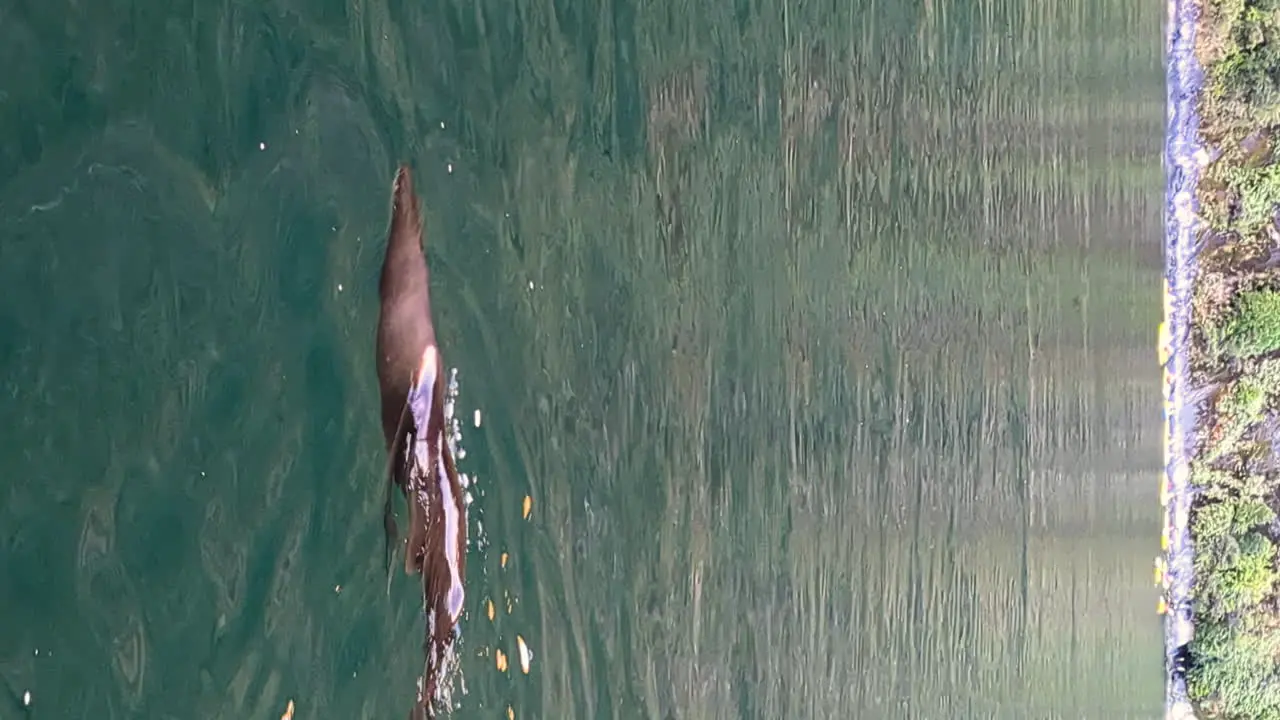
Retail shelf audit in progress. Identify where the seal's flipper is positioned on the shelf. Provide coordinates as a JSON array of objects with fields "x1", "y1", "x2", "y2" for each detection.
[
  {"x1": 381, "y1": 390, "x2": 413, "y2": 589},
  {"x1": 382, "y1": 480, "x2": 399, "y2": 594},
  {"x1": 408, "y1": 699, "x2": 431, "y2": 720}
]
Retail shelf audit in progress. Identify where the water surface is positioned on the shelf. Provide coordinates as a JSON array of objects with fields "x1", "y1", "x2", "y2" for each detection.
[{"x1": 0, "y1": 0, "x2": 1163, "y2": 717}]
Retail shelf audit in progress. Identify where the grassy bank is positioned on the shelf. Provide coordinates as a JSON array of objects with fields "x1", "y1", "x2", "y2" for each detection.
[{"x1": 1185, "y1": 0, "x2": 1280, "y2": 717}]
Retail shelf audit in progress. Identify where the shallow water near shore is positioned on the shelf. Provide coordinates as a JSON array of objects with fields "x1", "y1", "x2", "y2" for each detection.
[{"x1": 0, "y1": 0, "x2": 1164, "y2": 717}]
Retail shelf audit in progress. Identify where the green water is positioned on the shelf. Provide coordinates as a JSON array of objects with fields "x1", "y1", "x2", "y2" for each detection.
[{"x1": 0, "y1": 0, "x2": 1164, "y2": 718}]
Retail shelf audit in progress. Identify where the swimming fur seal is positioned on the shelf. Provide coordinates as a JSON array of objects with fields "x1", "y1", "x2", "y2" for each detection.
[{"x1": 375, "y1": 165, "x2": 468, "y2": 719}]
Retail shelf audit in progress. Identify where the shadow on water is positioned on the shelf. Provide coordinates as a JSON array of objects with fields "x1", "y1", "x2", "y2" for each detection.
[{"x1": 0, "y1": 0, "x2": 1163, "y2": 718}]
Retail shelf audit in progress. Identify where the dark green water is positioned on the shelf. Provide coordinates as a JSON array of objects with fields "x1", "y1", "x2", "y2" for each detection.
[{"x1": 0, "y1": 0, "x2": 1163, "y2": 718}]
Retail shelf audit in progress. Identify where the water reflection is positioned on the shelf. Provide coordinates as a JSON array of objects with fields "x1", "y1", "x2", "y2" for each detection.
[
  {"x1": 0, "y1": 0, "x2": 1161, "y2": 717},
  {"x1": 455, "y1": 0, "x2": 1163, "y2": 717}
]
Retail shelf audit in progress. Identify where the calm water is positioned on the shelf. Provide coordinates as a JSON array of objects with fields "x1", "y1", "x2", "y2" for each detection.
[{"x1": 0, "y1": 0, "x2": 1163, "y2": 718}]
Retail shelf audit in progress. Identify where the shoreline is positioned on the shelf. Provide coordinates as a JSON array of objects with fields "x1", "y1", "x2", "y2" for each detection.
[{"x1": 1162, "y1": 0, "x2": 1202, "y2": 715}]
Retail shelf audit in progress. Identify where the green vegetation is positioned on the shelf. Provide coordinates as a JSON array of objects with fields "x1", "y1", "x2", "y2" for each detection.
[
  {"x1": 1186, "y1": 370, "x2": 1280, "y2": 718},
  {"x1": 1187, "y1": 354, "x2": 1280, "y2": 717},
  {"x1": 1217, "y1": 290, "x2": 1280, "y2": 358},
  {"x1": 1199, "y1": 0, "x2": 1280, "y2": 238},
  {"x1": 1185, "y1": 0, "x2": 1280, "y2": 716}
]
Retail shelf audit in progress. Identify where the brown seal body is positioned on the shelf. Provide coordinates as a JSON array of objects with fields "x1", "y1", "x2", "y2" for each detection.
[{"x1": 375, "y1": 165, "x2": 468, "y2": 718}]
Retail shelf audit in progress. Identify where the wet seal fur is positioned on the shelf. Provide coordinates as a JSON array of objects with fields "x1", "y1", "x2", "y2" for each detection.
[{"x1": 376, "y1": 165, "x2": 468, "y2": 719}]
